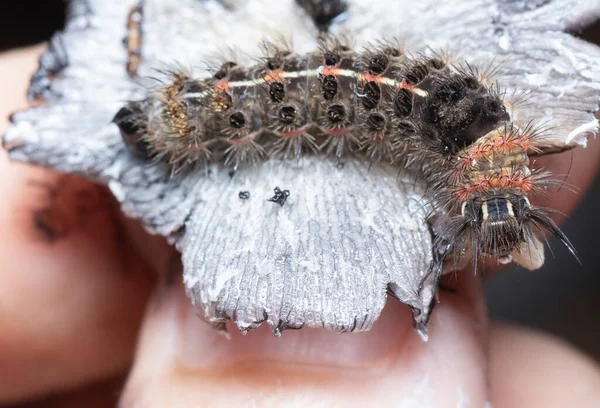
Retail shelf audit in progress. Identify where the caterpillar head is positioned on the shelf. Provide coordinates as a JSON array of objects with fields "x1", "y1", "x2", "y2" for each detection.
[{"x1": 436, "y1": 193, "x2": 576, "y2": 271}]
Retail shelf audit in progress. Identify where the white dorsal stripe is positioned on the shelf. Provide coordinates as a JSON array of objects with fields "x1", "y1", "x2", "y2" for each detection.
[{"x1": 181, "y1": 66, "x2": 429, "y2": 99}]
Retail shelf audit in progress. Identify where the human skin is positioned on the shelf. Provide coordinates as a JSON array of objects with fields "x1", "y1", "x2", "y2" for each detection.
[{"x1": 1, "y1": 45, "x2": 600, "y2": 408}]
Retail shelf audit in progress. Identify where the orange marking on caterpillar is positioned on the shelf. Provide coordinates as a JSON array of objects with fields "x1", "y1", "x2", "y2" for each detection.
[
  {"x1": 279, "y1": 128, "x2": 307, "y2": 138},
  {"x1": 455, "y1": 144, "x2": 493, "y2": 172},
  {"x1": 397, "y1": 79, "x2": 429, "y2": 97},
  {"x1": 398, "y1": 80, "x2": 414, "y2": 91},
  {"x1": 488, "y1": 133, "x2": 530, "y2": 155},
  {"x1": 509, "y1": 134, "x2": 532, "y2": 151},
  {"x1": 326, "y1": 127, "x2": 354, "y2": 137},
  {"x1": 456, "y1": 172, "x2": 534, "y2": 200},
  {"x1": 227, "y1": 134, "x2": 259, "y2": 146},
  {"x1": 320, "y1": 66, "x2": 342, "y2": 76},
  {"x1": 215, "y1": 80, "x2": 230, "y2": 91},
  {"x1": 264, "y1": 69, "x2": 284, "y2": 83},
  {"x1": 454, "y1": 129, "x2": 533, "y2": 180},
  {"x1": 511, "y1": 177, "x2": 535, "y2": 192},
  {"x1": 455, "y1": 185, "x2": 476, "y2": 201},
  {"x1": 366, "y1": 133, "x2": 390, "y2": 143},
  {"x1": 361, "y1": 73, "x2": 385, "y2": 83}
]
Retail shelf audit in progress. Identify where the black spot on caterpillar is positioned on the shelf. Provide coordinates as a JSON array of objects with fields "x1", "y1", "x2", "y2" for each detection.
[{"x1": 113, "y1": 37, "x2": 577, "y2": 274}]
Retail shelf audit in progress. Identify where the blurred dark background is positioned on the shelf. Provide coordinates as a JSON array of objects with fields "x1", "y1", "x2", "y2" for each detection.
[
  {"x1": 0, "y1": 0, "x2": 65, "y2": 50},
  {"x1": 484, "y1": 21, "x2": 600, "y2": 358},
  {"x1": 486, "y1": 164, "x2": 600, "y2": 356},
  {"x1": 0, "y1": 0, "x2": 599, "y2": 359}
]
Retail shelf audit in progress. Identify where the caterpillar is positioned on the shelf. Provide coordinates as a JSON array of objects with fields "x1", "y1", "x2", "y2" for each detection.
[{"x1": 112, "y1": 36, "x2": 575, "y2": 278}]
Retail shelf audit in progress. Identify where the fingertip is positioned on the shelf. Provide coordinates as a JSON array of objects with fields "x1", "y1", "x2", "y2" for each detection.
[
  {"x1": 490, "y1": 322, "x2": 600, "y2": 408},
  {"x1": 0, "y1": 173, "x2": 156, "y2": 403},
  {"x1": 121, "y1": 269, "x2": 491, "y2": 407}
]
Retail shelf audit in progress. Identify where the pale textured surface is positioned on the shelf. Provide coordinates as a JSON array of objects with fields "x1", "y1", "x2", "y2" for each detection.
[
  {"x1": 3, "y1": 0, "x2": 600, "y2": 335},
  {"x1": 179, "y1": 158, "x2": 434, "y2": 334}
]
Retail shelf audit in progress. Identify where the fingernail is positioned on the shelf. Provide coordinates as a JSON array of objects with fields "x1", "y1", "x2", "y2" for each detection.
[{"x1": 122, "y1": 270, "x2": 491, "y2": 407}]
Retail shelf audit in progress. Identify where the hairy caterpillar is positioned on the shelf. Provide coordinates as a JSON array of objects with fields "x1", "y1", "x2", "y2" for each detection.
[{"x1": 113, "y1": 37, "x2": 575, "y2": 275}]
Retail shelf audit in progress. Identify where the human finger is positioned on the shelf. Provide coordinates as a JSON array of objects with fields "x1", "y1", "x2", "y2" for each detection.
[
  {"x1": 0, "y1": 45, "x2": 155, "y2": 404},
  {"x1": 489, "y1": 322, "x2": 600, "y2": 407},
  {"x1": 119, "y1": 268, "x2": 490, "y2": 407}
]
